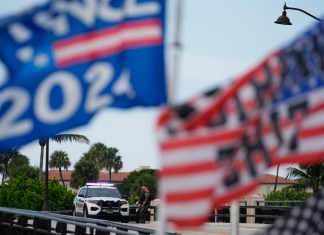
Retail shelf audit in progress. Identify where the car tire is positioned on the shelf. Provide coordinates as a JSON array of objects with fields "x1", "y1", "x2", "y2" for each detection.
[
  {"x1": 121, "y1": 216, "x2": 129, "y2": 223},
  {"x1": 83, "y1": 207, "x2": 88, "y2": 218},
  {"x1": 72, "y1": 206, "x2": 76, "y2": 217}
]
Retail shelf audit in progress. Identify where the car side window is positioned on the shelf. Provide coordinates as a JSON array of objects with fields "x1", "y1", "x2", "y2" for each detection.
[{"x1": 78, "y1": 188, "x2": 86, "y2": 197}]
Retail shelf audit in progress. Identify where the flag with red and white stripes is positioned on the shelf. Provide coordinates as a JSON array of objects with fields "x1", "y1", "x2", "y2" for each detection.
[
  {"x1": 157, "y1": 19, "x2": 324, "y2": 228},
  {"x1": 53, "y1": 19, "x2": 162, "y2": 68}
]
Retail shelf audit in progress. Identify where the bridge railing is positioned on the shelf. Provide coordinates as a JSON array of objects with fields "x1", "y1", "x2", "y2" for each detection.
[
  {"x1": 132, "y1": 201, "x2": 305, "y2": 225},
  {"x1": 0, "y1": 207, "x2": 176, "y2": 235}
]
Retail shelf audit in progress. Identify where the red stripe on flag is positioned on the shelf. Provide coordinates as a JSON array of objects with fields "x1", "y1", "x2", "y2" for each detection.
[
  {"x1": 53, "y1": 19, "x2": 162, "y2": 67},
  {"x1": 274, "y1": 150, "x2": 324, "y2": 166},
  {"x1": 54, "y1": 19, "x2": 161, "y2": 48},
  {"x1": 301, "y1": 125, "x2": 324, "y2": 138},
  {"x1": 160, "y1": 160, "x2": 218, "y2": 177},
  {"x1": 160, "y1": 128, "x2": 243, "y2": 150},
  {"x1": 213, "y1": 181, "x2": 260, "y2": 207},
  {"x1": 166, "y1": 188, "x2": 214, "y2": 202},
  {"x1": 170, "y1": 216, "x2": 210, "y2": 229},
  {"x1": 55, "y1": 37, "x2": 161, "y2": 67}
]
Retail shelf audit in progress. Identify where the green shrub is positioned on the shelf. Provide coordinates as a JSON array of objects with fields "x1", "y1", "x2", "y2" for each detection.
[
  {"x1": 48, "y1": 180, "x2": 76, "y2": 211},
  {"x1": 264, "y1": 187, "x2": 312, "y2": 206},
  {"x1": 117, "y1": 169, "x2": 157, "y2": 200},
  {"x1": 127, "y1": 195, "x2": 136, "y2": 205},
  {"x1": 0, "y1": 176, "x2": 76, "y2": 211}
]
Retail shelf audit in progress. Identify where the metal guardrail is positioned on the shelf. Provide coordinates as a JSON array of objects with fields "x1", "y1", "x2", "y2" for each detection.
[
  {"x1": 255, "y1": 200, "x2": 304, "y2": 206},
  {"x1": 210, "y1": 205, "x2": 291, "y2": 222},
  {"x1": 0, "y1": 201, "x2": 306, "y2": 234},
  {"x1": 133, "y1": 202, "x2": 301, "y2": 224},
  {"x1": 0, "y1": 207, "x2": 176, "y2": 235},
  {"x1": 141, "y1": 201, "x2": 304, "y2": 225},
  {"x1": 208, "y1": 201, "x2": 305, "y2": 224}
]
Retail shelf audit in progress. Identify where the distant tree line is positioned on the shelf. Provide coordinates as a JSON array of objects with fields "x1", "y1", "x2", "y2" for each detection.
[
  {"x1": 0, "y1": 133, "x2": 127, "y2": 210},
  {"x1": 70, "y1": 142, "x2": 123, "y2": 189},
  {"x1": 265, "y1": 161, "x2": 324, "y2": 203}
]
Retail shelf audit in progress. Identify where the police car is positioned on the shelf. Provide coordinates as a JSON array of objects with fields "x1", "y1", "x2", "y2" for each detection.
[{"x1": 72, "y1": 183, "x2": 129, "y2": 222}]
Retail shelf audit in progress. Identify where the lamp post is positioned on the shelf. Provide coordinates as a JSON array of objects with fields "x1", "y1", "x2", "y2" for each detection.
[
  {"x1": 275, "y1": 2, "x2": 321, "y2": 25},
  {"x1": 38, "y1": 139, "x2": 46, "y2": 180},
  {"x1": 42, "y1": 138, "x2": 51, "y2": 211}
]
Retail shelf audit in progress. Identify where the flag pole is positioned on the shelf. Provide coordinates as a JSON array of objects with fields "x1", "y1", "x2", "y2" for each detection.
[
  {"x1": 230, "y1": 200, "x2": 240, "y2": 235},
  {"x1": 168, "y1": 0, "x2": 183, "y2": 105},
  {"x1": 158, "y1": 0, "x2": 183, "y2": 234}
]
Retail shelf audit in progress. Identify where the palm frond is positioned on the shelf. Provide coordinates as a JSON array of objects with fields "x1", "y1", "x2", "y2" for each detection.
[
  {"x1": 51, "y1": 134, "x2": 90, "y2": 144},
  {"x1": 286, "y1": 167, "x2": 308, "y2": 180}
]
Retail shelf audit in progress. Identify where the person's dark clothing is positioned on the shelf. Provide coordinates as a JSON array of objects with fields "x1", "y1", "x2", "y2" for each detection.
[
  {"x1": 135, "y1": 193, "x2": 146, "y2": 223},
  {"x1": 139, "y1": 191, "x2": 151, "y2": 223}
]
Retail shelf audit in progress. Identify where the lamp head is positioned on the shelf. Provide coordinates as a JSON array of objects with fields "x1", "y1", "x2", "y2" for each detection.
[{"x1": 275, "y1": 10, "x2": 292, "y2": 25}]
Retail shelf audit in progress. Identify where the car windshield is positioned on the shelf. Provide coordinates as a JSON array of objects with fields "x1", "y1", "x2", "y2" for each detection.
[{"x1": 86, "y1": 188, "x2": 122, "y2": 198}]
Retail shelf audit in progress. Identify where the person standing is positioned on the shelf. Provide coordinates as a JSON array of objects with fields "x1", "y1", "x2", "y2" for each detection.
[
  {"x1": 139, "y1": 186, "x2": 151, "y2": 223},
  {"x1": 135, "y1": 189, "x2": 145, "y2": 223}
]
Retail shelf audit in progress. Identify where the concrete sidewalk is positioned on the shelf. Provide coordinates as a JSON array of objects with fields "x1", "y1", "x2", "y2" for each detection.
[{"x1": 133, "y1": 222, "x2": 271, "y2": 235}]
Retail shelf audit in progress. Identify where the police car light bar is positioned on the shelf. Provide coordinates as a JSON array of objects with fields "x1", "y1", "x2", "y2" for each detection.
[{"x1": 86, "y1": 182, "x2": 115, "y2": 187}]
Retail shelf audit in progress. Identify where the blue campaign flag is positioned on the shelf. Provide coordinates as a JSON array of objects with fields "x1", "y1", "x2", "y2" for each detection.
[{"x1": 0, "y1": 0, "x2": 167, "y2": 150}]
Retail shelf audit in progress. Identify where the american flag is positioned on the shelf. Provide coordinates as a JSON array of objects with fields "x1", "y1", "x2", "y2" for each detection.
[{"x1": 157, "y1": 19, "x2": 324, "y2": 228}]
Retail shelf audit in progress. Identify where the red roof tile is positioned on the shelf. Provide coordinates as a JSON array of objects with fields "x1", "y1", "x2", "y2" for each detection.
[
  {"x1": 48, "y1": 171, "x2": 295, "y2": 185},
  {"x1": 262, "y1": 174, "x2": 296, "y2": 184},
  {"x1": 48, "y1": 170, "x2": 130, "y2": 182},
  {"x1": 48, "y1": 170, "x2": 72, "y2": 180}
]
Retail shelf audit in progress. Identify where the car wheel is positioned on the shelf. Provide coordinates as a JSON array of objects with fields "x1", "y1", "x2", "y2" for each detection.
[
  {"x1": 83, "y1": 207, "x2": 88, "y2": 218},
  {"x1": 72, "y1": 206, "x2": 76, "y2": 217},
  {"x1": 121, "y1": 216, "x2": 129, "y2": 223}
]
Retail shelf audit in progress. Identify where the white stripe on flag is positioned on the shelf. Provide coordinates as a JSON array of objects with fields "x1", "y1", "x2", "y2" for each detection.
[
  {"x1": 161, "y1": 145, "x2": 217, "y2": 167},
  {"x1": 300, "y1": 134, "x2": 324, "y2": 152},
  {"x1": 165, "y1": 199, "x2": 212, "y2": 219},
  {"x1": 160, "y1": 171, "x2": 218, "y2": 193}
]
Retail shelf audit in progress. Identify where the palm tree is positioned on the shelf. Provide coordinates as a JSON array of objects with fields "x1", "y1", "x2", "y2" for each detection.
[
  {"x1": 82, "y1": 143, "x2": 124, "y2": 182},
  {"x1": 70, "y1": 159, "x2": 99, "y2": 189},
  {"x1": 84, "y1": 142, "x2": 107, "y2": 170},
  {"x1": 49, "y1": 150, "x2": 71, "y2": 187},
  {"x1": 7, "y1": 153, "x2": 29, "y2": 177},
  {"x1": 101, "y1": 147, "x2": 123, "y2": 182},
  {"x1": 0, "y1": 148, "x2": 20, "y2": 183},
  {"x1": 0, "y1": 148, "x2": 37, "y2": 182},
  {"x1": 274, "y1": 164, "x2": 280, "y2": 192},
  {"x1": 286, "y1": 161, "x2": 324, "y2": 193},
  {"x1": 7, "y1": 154, "x2": 38, "y2": 179},
  {"x1": 39, "y1": 134, "x2": 90, "y2": 180}
]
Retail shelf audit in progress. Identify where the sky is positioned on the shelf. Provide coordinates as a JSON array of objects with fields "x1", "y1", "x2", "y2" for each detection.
[{"x1": 0, "y1": 0, "x2": 323, "y2": 175}]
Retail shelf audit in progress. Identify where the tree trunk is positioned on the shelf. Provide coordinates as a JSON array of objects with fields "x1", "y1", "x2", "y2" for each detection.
[
  {"x1": 1, "y1": 172, "x2": 6, "y2": 184},
  {"x1": 39, "y1": 145, "x2": 45, "y2": 180},
  {"x1": 59, "y1": 167, "x2": 66, "y2": 187},
  {"x1": 39, "y1": 139, "x2": 47, "y2": 181},
  {"x1": 274, "y1": 165, "x2": 280, "y2": 192}
]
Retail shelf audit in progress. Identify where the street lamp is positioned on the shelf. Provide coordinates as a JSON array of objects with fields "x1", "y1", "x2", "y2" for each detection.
[{"x1": 275, "y1": 2, "x2": 321, "y2": 25}]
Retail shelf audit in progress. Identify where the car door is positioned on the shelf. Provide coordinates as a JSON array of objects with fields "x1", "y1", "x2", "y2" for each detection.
[{"x1": 75, "y1": 188, "x2": 86, "y2": 214}]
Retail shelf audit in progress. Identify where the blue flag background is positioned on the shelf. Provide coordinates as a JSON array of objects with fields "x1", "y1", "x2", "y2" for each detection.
[{"x1": 0, "y1": 0, "x2": 167, "y2": 150}]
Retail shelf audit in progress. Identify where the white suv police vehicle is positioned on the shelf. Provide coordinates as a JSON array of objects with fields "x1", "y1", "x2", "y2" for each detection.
[{"x1": 72, "y1": 183, "x2": 129, "y2": 223}]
